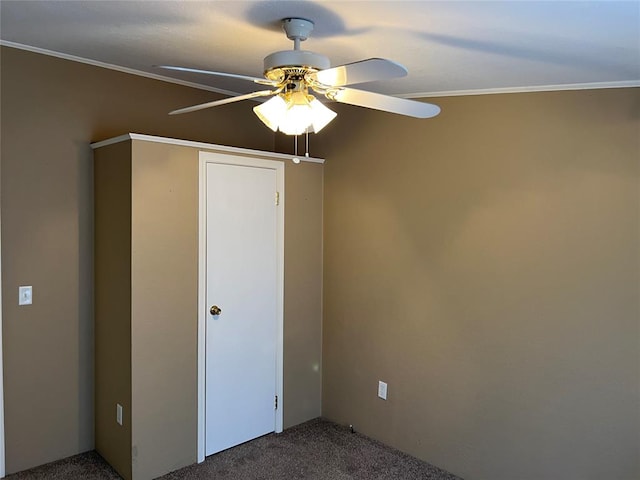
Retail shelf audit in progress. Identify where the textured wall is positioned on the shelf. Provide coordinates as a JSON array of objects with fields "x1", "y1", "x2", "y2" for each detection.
[{"x1": 318, "y1": 89, "x2": 640, "y2": 480}]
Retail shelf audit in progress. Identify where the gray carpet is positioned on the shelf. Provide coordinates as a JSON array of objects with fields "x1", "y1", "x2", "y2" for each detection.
[{"x1": 8, "y1": 418, "x2": 462, "y2": 479}]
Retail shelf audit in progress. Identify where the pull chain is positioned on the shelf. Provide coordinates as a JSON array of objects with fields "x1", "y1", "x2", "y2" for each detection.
[
  {"x1": 292, "y1": 131, "x2": 309, "y2": 164},
  {"x1": 305, "y1": 130, "x2": 309, "y2": 157},
  {"x1": 292, "y1": 134, "x2": 301, "y2": 164}
]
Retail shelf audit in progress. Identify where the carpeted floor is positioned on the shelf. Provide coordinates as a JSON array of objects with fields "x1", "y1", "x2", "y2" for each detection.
[{"x1": 7, "y1": 418, "x2": 462, "y2": 479}]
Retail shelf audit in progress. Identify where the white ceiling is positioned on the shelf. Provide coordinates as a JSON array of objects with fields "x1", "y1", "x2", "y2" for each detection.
[{"x1": 1, "y1": 0, "x2": 639, "y2": 98}]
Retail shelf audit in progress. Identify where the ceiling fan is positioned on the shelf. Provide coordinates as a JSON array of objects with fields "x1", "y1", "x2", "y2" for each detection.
[{"x1": 157, "y1": 18, "x2": 441, "y2": 135}]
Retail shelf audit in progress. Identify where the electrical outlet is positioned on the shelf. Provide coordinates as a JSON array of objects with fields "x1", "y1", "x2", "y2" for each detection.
[
  {"x1": 116, "y1": 404, "x2": 123, "y2": 426},
  {"x1": 378, "y1": 381, "x2": 388, "y2": 400}
]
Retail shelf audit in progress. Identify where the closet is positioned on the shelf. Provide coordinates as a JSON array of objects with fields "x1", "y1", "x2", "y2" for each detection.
[{"x1": 92, "y1": 134, "x2": 323, "y2": 480}]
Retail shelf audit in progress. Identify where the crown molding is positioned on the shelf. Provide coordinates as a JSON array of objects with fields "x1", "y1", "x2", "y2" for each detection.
[
  {"x1": 3, "y1": 40, "x2": 638, "y2": 101},
  {"x1": 90, "y1": 133, "x2": 324, "y2": 164},
  {"x1": 0, "y1": 40, "x2": 240, "y2": 98}
]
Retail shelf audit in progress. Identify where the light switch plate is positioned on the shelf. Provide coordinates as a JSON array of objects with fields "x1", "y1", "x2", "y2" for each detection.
[
  {"x1": 378, "y1": 381, "x2": 388, "y2": 400},
  {"x1": 18, "y1": 286, "x2": 32, "y2": 305}
]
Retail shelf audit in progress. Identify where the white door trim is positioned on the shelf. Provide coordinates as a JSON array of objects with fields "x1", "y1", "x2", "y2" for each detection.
[
  {"x1": 0, "y1": 197, "x2": 5, "y2": 478},
  {"x1": 197, "y1": 152, "x2": 284, "y2": 463}
]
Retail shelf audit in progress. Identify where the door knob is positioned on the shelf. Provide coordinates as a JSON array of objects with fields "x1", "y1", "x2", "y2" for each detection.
[{"x1": 210, "y1": 305, "x2": 222, "y2": 316}]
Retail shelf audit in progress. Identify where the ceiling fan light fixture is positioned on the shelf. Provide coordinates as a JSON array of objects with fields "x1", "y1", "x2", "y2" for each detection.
[
  {"x1": 278, "y1": 90, "x2": 314, "y2": 135},
  {"x1": 308, "y1": 97, "x2": 337, "y2": 133},
  {"x1": 253, "y1": 95, "x2": 287, "y2": 132},
  {"x1": 160, "y1": 17, "x2": 441, "y2": 127},
  {"x1": 253, "y1": 90, "x2": 336, "y2": 135}
]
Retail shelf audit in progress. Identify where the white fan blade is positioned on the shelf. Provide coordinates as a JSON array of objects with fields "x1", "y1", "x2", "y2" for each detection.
[
  {"x1": 310, "y1": 58, "x2": 407, "y2": 87},
  {"x1": 169, "y1": 90, "x2": 276, "y2": 115},
  {"x1": 328, "y1": 88, "x2": 440, "y2": 118},
  {"x1": 156, "y1": 65, "x2": 279, "y2": 86}
]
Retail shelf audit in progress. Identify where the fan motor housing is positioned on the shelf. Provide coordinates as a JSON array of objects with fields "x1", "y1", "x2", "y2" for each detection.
[{"x1": 264, "y1": 50, "x2": 330, "y2": 79}]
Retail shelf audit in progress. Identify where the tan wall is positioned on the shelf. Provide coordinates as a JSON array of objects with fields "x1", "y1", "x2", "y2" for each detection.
[
  {"x1": 94, "y1": 140, "x2": 200, "y2": 480},
  {"x1": 130, "y1": 141, "x2": 199, "y2": 479},
  {"x1": 317, "y1": 88, "x2": 640, "y2": 480},
  {"x1": 8, "y1": 39, "x2": 637, "y2": 480},
  {"x1": 0, "y1": 45, "x2": 274, "y2": 474},
  {"x1": 94, "y1": 141, "x2": 133, "y2": 480},
  {"x1": 283, "y1": 161, "x2": 324, "y2": 427}
]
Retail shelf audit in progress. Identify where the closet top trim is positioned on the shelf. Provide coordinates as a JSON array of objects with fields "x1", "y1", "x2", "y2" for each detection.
[{"x1": 90, "y1": 133, "x2": 325, "y2": 164}]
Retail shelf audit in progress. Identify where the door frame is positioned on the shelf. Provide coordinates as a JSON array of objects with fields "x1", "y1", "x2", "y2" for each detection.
[
  {"x1": 197, "y1": 151, "x2": 284, "y2": 463},
  {"x1": 0, "y1": 201, "x2": 5, "y2": 477},
  {"x1": 0, "y1": 199, "x2": 5, "y2": 478}
]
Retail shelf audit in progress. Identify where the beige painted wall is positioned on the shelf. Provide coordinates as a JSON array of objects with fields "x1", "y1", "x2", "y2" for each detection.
[
  {"x1": 283, "y1": 161, "x2": 324, "y2": 427},
  {"x1": 94, "y1": 140, "x2": 200, "y2": 480},
  {"x1": 1, "y1": 46, "x2": 321, "y2": 474},
  {"x1": 5, "y1": 40, "x2": 637, "y2": 480},
  {"x1": 94, "y1": 141, "x2": 133, "y2": 480},
  {"x1": 316, "y1": 88, "x2": 640, "y2": 480},
  {"x1": 130, "y1": 141, "x2": 199, "y2": 479}
]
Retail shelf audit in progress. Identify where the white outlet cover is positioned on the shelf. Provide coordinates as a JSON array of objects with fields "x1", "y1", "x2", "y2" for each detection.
[
  {"x1": 378, "y1": 381, "x2": 388, "y2": 400},
  {"x1": 18, "y1": 286, "x2": 32, "y2": 305}
]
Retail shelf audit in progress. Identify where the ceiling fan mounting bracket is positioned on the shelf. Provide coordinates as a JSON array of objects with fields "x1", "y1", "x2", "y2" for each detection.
[
  {"x1": 263, "y1": 17, "x2": 329, "y2": 75},
  {"x1": 282, "y1": 18, "x2": 314, "y2": 42}
]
